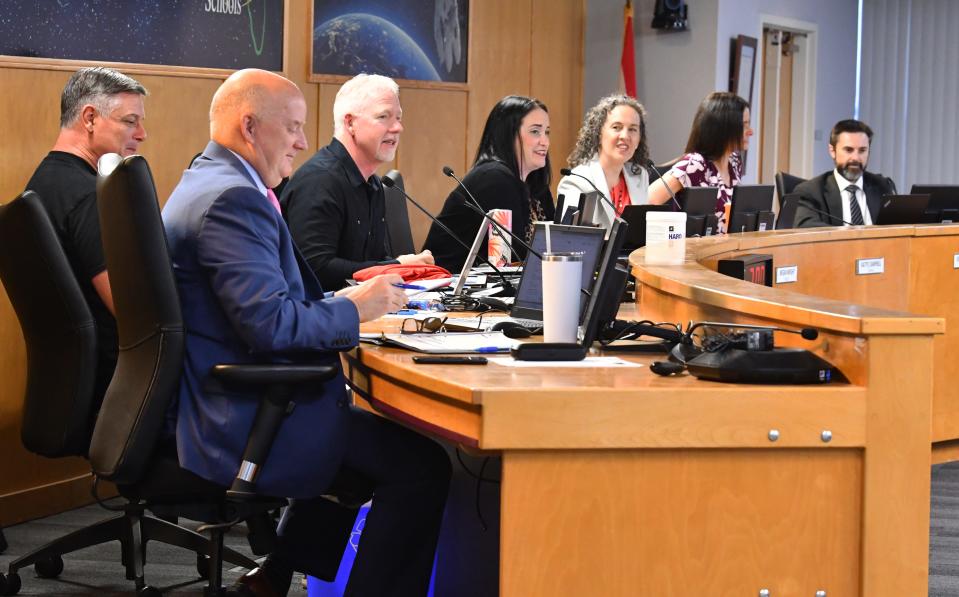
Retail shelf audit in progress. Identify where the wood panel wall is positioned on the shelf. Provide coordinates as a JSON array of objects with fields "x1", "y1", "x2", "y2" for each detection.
[{"x1": 0, "y1": 0, "x2": 584, "y2": 525}]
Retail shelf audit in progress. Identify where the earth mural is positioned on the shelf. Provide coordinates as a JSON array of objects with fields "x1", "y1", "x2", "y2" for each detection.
[{"x1": 313, "y1": 13, "x2": 441, "y2": 81}]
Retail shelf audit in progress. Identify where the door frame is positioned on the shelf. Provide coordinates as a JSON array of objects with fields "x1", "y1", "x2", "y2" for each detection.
[{"x1": 758, "y1": 14, "x2": 818, "y2": 179}]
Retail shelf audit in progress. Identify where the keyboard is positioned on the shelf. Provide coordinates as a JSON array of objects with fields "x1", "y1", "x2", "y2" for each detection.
[{"x1": 444, "y1": 315, "x2": 542, "y2": 332}]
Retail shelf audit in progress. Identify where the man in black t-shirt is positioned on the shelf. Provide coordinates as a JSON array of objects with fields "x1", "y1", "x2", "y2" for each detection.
[{"x1": 25, "y1": 67, "x2": 148, "y2": 408}]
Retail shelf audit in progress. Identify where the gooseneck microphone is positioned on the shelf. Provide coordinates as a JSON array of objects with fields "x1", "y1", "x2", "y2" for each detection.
[
  {"x1": 685, "y1": 321, "x2": 819, "y2": 341},
  {"x1": 442, "y1": 166, "x2": 590, "y2": 298},
  {"x1": 441, "y1": 166, "x2": 543, "y2": 261},
  {"x1": 380, "y1": 174, "x2": 513, "y2": 292},
  {"x1": 558, "y1": 168, "x2": 624, "y2": 223},
  {"x1": 645, "y1": 160, "x2": 683, "y2": 210},
  {"x1": 797, "y1": 203, "x2": 855, "y2": 227}
]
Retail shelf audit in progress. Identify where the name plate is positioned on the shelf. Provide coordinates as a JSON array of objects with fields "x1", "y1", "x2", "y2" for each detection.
[
  {"x1": 954, "y1": 253, "x2": 959, "y2": 269},
  {"x1": 856, "y1": 257, "x2": 885, "y2": 275},
  {"x1": 775, "y1": 265, "x2": 798, "y2": 284}
]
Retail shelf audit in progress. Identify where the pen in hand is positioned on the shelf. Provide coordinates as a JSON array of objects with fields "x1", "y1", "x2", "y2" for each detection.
[{"x1": 393, "y1": 282, "x2": 427, "y2": 291}]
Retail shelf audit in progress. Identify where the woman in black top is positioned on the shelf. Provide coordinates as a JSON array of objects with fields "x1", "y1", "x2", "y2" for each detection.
[{"x1": 423, "y1": 95, "x2": 555, "y2": 272}]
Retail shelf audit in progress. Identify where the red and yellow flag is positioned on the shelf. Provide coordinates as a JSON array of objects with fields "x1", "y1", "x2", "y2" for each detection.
[{"x1": 620, "y1": 0, "x2": 637, "y2": 98}]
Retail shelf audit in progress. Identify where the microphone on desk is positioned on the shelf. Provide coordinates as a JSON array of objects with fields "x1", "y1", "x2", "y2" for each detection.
[
  {"x1": 645, "y1": 160, "x2": 683, "y2": 211},
  {"x1": 442, "y1": 166, "x2": 590, "y2": 298},
  {"x1": 684, "y1": 321, "x2": 819, "y2": 341},
  {"x1": 798, "y1": 203, "x2": 855, "y2": 227},
  {"x1": 670, "y1": 320, "x2": 819, "y2": 366},
  {"x1": 558, "y1": 168, "x2": 625, "y2": 224},
  {"x1": 380, "y1": 174, "x2": 514, "y2": 294}
]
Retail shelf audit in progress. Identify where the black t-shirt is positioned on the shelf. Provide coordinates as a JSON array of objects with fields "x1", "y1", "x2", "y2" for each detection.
[
  {"x1": 25, "y1": 151, "x2": 117, "y2": 405},
  {"x1": 280, "y1": 138, "x2": 398, "y2": 291}
]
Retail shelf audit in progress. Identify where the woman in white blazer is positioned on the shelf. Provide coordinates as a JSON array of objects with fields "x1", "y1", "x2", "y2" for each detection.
[{"x1": 556, "y1": 94, "x2": 651, "y2": 231}]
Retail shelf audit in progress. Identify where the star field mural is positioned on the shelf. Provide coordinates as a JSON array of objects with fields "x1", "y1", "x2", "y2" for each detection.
[
  {"x1": 312, "y1": 0, "x2": 468, "y2": 83},
  {"x1": 0, "y1": 0, "x2": 283, "y2": 71}
]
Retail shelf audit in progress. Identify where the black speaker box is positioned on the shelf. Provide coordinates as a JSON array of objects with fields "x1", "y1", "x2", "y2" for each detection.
[{"x1": 685, "y1": 348, "x2": 835, "y2": 384}]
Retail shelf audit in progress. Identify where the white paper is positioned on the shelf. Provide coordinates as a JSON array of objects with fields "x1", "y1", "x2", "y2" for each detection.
[{"x1": 381, "y1": 332, "x2": 518, "y2": 354}]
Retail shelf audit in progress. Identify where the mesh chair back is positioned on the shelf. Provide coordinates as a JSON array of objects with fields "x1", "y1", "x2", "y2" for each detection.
[
  {"x1": 383, "y1": 169, "x2": 416, "y2": 255},
  {"x1": 89, "y1": 155, "x2": 184, "y2": 484},
  {"x1": 0, "y1": 191, "x2": 98, "y2": 457}
]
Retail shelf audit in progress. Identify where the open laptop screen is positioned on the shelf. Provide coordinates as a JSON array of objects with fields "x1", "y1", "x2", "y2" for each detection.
[{"x1": 511, "y1": 223, "x2": 606, "y2": 322}]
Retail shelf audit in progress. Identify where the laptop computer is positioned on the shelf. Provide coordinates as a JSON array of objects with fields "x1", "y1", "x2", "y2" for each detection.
[
  {"x1": 446, "y1": 223, "x2": 606, "y2": 331},
  {"x1": 875, "y1": 194, "x2": 932, "y2": 225}
]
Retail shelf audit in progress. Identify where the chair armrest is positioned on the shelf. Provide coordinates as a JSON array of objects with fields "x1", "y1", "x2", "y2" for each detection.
[
  {"x1": 210, "y1": 363, "x2": 338, "y2": 386},
  {"x1": 212, "y1": 363, "x2": 339, "y2": 501}
]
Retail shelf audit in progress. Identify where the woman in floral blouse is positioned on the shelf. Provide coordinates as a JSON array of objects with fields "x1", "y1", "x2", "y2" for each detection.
[{"x1": 647, "y1": 92, "x2": 753, "y2": 233}]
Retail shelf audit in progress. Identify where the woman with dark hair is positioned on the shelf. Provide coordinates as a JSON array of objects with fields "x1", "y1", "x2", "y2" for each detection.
[
  {"x1": 423, "y1": 95, "x2": 554, "y2": 272},
  {"x1": 557, "y1": 94, "x2": 650, "y2": 230},
  {"x1": 647, "y1": 91, "x2": 753, "y2": 233}
]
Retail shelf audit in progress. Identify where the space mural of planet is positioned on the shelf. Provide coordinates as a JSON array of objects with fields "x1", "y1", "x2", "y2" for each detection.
[{"x1": 313, "y1": 13, "x2": 442, "y2": 81}]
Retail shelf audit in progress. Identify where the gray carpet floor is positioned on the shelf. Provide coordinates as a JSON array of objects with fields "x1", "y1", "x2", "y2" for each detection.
[
  {"x1": 0, "y1": 499, "x2": 309, "y2": 596},
  {"x1": 5, "y1": 461, "x2": 959, "y2": 595}
]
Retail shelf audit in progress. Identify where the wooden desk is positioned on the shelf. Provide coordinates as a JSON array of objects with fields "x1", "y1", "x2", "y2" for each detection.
[{"x1": 346, "y1": 225, "x2": 948, "y2": 596}]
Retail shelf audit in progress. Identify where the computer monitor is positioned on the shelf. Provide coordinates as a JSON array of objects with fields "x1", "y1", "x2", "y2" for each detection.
[
  {"x1": 728, "y1": 184, "x2": 775, "y2": 233},
  {"x1": 910, "y1": 184, "x2": 959, "y2": 223},
  {"x1": 620, "y1": 204, "x2": 673, "y2": 252},
  {"x1": 511, "y1": 223, "x2": 607, "y2": 322},
  {"x1": 680, "y1": 187, "x2": 720, "y2": 237},
  {"x1": 580, "y1": 218, "x2": 629, "y2": 348},
  {"x1": 875, "y1": 194, "x2": 932, "y2": 225}
]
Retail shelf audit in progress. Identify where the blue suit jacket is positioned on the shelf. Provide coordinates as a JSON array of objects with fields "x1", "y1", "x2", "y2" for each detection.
[{"x1": 162, "y1": 141, "x2": 360, "y2": 498}]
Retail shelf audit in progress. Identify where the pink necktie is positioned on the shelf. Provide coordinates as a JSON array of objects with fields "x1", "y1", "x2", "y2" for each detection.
[{"x1": 266, "y1": 188, "x2": 282, "y2": 214}]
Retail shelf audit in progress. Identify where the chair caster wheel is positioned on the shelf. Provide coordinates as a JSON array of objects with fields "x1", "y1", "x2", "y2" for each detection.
[
  {"x1": 0, "y1": 572, "x2": 22, "y2": 596},
  {"x1": 35, "y1": 554, "x2": 64, "y2": 578},
  {"x1": 137, "y1": 585, "x2": 162, "y2": 597},
  {"x1": 196, "y1": 553, "x2": 210, "y2": 579}
]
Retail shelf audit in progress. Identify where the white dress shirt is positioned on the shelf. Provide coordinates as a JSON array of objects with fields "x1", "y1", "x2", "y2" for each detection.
[{"x1": 833, "y1": 169, "x2": 872, "y2": 225}]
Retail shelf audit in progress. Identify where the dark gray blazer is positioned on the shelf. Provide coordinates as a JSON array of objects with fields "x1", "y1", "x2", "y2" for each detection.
[{"x1": 794, "y1": 170, "x2": 897, "y2": 227}]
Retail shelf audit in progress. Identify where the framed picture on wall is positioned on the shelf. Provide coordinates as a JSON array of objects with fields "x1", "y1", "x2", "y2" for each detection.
[
  {"x1": 0, "y1": 0, "x2": 283, "y2": 72},
  {"x1": 310, "y1": 0, "x2": 469, "y2": 86},
  {"x1": 729, "y1": 34, "x2": 758, "y2": 103}
]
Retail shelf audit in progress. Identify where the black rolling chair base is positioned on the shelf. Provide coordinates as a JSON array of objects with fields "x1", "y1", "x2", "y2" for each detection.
[{"x1": 2, "y1": 503, "x2": 257, "y2": 596}]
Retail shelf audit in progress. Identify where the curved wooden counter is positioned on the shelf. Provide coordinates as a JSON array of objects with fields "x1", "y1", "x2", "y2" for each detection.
[
  {"x1": 633, "y1": 224, "x2": 957, "y2": 448},
  {"x1": 347, "y1": 223, "x2": 947, "y2": 597}
]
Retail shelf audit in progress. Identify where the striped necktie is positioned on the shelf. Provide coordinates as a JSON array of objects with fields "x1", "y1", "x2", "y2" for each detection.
[{"x1": 846, "y1": 184, "x2": 864, "y2": 225}]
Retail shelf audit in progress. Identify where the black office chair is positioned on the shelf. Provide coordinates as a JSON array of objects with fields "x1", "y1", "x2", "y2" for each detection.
[
  {"x1": 383, "y1": 169, "x2": 416, "y2": 255},
  {"x1": 0, "y1": 189, "x2": 280, "y2": 597},
  {"x1": 89, "y1": 153, "x2": 343, "y2": 596},
  {"x1": 775, "y1": 171, "x2": 806, "y2": 202},
  {"x1": 776, "y1": 193, "x2": 801, "y2": 229}
]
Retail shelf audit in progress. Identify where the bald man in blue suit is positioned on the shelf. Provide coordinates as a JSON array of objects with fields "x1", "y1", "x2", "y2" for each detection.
[{"x1": 162, "y1": 69, "x2": 450, "y2": 597}]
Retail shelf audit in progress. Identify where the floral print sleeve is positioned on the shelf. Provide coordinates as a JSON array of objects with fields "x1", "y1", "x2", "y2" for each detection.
[
  {"x1": 668, "y1": 151, "x2": 743, "y2": 234},
  {"x1": 668, "y1": 152, "x2": 709, "y2": 188}
]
